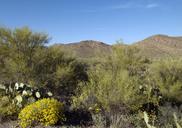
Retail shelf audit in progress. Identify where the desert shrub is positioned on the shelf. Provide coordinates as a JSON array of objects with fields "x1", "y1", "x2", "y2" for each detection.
[
  {"x1": 72, "y1": 45, "x2": 157, "y2": 113},
  {"x1": 90, "y1": 111, "x2": 182, "y2": 128},
  {"x1": 0, "y1": 27, "x2": 88, "y2": 99},
  {"x1": 150, "y1": 59, "x2": 182, "y2": 103},
  {"x1": 0, "y1": 96, "x2": 20, "y2": 120},
  {"x1": 157, "y1": 105, "x2": 182, "y2": 127},
  {"x1": 18, "y1": 98, "x2": 65, "y2": 128},
  {"x1": 90, "y1": 113, "x2": 146, "y2": 128},
  {"x1": 0, "y1": 27, "x2": 49, "y2": 83},
  {"x1": 33, "y1": 46, "x2": 88, "y2": 97}
]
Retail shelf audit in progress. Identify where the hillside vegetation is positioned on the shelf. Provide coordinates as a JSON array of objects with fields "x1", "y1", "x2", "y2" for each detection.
[{"x1": 0, "y1": 27, "x2": 181, "y2": 128}]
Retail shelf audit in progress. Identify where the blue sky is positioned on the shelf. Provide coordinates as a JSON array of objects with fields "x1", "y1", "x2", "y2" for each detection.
[{"x1": 0, "y1": 0, "x2": 182, "y2": 44}]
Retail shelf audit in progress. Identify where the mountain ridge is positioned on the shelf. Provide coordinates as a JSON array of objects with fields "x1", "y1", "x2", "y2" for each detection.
[
  {"x1": 52, "y1": 34, "x2": 182, "y2": 58},
  {"x1": 52, "y1": 40, "x2": 112, "y2": 58},
  {"x1": 134, "y1": 34, "x2": 182, "y2": 58}
]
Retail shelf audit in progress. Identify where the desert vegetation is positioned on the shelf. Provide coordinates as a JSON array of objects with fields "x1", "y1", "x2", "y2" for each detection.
[{"x1": 0, "y1": 27, "x2": 181, "y2": 128}]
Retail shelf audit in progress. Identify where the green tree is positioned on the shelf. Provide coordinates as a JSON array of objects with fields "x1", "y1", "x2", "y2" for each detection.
[
  {"x1": 0, "y1": 27, "x2": 49, "y2": 83},
  {"x1": 0, "y1": 26, "x2": 88, "y2": 98}
]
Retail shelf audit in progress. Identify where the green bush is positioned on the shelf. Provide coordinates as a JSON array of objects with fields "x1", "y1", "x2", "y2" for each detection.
[
  {"x1": 150, "y1": 59, "x2": 182, "y2": 103},
  {"x1": 0, "y1": 96, "x2": 20, "y2": 120},
  {"x1": 0, "y1": 27, "x2": 49, "y2": 83},
  {"x1": 18, "y1": 98, "x2": 65, "y2": 128},
  {"x1": 0, "y1": 27, "x2": 88, "y2": 98},
  {"x1": 33, "y1": 46, "x2": 88, "y2": 97},
  {"x1": 72, "y1": 45, "x2": 156, "y2": 112}
]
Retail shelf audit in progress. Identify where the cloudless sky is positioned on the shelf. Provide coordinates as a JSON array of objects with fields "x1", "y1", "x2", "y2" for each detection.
[{"x1": 0, "y1": 0, "x2": 182, "y2": 44}]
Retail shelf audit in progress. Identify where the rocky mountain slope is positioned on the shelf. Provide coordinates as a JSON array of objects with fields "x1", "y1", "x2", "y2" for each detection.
[
  {"x1": 53, "y1": 35, "x2": 182, "y2": 59},
  {"x1": 134, "y1": 34, "x2": 182, "y2": 58},
  {"x1": 53, "y1": 40, "x2": 112, "y2": 58}
]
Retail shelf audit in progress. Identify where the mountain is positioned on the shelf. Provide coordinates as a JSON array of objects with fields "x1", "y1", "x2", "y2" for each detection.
[
  {"x1": 52, "y1": 35, "x2": 182, "y2": 59},
  {"x1": 53, "y1": 40, "x2": 112, "y2": 58},
  {"x1": 134, "y1": 34, "x2": 182, "y2": 58}
]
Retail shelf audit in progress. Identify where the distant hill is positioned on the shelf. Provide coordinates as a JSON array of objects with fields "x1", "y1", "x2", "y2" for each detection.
[
  {"x1": 133, "y1": 34, "x2": 182, "y2": 58},
  {"x1": 52, "y1": 35, "x2": 182, "y2": 59},
  {"x1": 52, "y1": 40, "x2": 112, "y2": 58}
]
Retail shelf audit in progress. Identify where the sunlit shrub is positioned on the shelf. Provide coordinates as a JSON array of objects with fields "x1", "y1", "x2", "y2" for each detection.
[
  {"x1": 150, "y1": 59, "x2": 182, "y2": 103},
  {"x1": 0, "y1": 96, "x2": 20, "y2": 120},
  {"x1": 18, "y1": 98, "x2": 65, "y2": 128},
  {"x1": 72, "y1": 45, "x2": 156, "y2": 112}
]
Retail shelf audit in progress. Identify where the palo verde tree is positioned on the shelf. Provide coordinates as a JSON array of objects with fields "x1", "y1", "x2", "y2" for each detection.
[
  {"x1": 72, "y1": 44, "x2": 155, "y2": 112},
  {"x1": 0, "y1": 27, "x2": 49, "y2": 83},
  {"x1": 0, "y1": 27, "x2": 88, "y2": 98}
]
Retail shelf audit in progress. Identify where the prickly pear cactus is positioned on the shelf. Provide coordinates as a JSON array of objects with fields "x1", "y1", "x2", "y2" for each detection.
[{"x1": 0, "y1": 82, "x2": 53, "y2": 108}]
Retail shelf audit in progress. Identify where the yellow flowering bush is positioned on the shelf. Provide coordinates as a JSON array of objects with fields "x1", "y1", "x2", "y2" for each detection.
[{"x1": 18, "y1": 98, "x2": 65, "y2": 128}]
